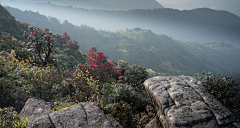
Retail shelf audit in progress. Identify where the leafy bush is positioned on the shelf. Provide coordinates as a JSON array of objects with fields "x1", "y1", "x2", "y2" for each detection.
[
  {"x1": 0, "y1": 107, "x2": 29, "y2": 128},
  {"x1": 134, "y1": 105, "x2": 157, "y2": 128},
  {"x1": 22, "y1": 65, "x2": 75, "y2": 102},
  {"x1": 97, "y1": 60, "x2": 154, "y2": 127},
  {"x1": 103, "y1": 101, "x2": 138, "y2": 127},
  {"x1": 0, "y1": 51, "x2": 11, "y2": 78},
  {"x1": 70, "y1": 66, "x2": 103, "y2": 104},
  {"x1": 117, "y1": 60, "x2": 148, "y2": 90},
  {"x1": 196, "y1": 71, "x2": 240, "y2": 120},
  {"x1": 23, "y1": 25, "x2": 57, "y2": 67},
  {"x1": 0, "y1": 31, "x2": 28, "y2": 61},
  {"x1": 11, "y1": 116, "x2": 29, "y2": 128},
  {"x1": 0, "y1": 107, "x2": 20, "y2": 127},
  {"x1": 60, "y1": 32, "x2": 80, "y2": 51},
  {"x1": 22, "y1": 23, "x2": 29, "y2": 29},
  {"x1": 49, "y1": 101, "x2": 78, "y2": 113},
  {"x1": 0, "y1": 51, "x2": 30, "y2": 113},
  {"x1": 83, "y1": 46, "x2": 119, "y2": 83},
  {"x1": 100, "y1": 83, "x2": 151, "y2": 110},
  {"x1": 0, "y1": 77, "x2": 28, "y2": 114},
  {"x1": 0, "y1": 48, "x2": 74, "y2": 110},
  {"x1": 99, "y1": 82, "x2": 153, "y2": 127}
]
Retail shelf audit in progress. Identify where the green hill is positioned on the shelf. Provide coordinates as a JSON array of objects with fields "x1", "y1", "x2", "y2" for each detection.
[
  {"x1": 0, "y1": 4, "x2": 239, "y2": 127},
  {"x1": 3, "y1": 5, "x2": 240, "y2": 83},
  {"x1": 0, "y1": 5, "x2": 25, "y2": 40},
  {"x1": 3, "y1": 2, "x2": 240, "y2": 47}
]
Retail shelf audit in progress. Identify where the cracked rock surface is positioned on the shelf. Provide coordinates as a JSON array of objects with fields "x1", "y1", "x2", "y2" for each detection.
[
  {"x1": 19, "y1": 98, "x2": 122, "y2": 128},
  {"x1": 144, "y1": 75, "x2": 240, "y2": 128}
]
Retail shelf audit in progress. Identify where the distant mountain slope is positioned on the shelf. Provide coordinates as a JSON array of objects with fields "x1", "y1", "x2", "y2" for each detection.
[
  {"x1": 4, "y1": 6, "x2": 240, "y2": 83},
  {"x1": 185, "y1": 0, "x2": 240, "y2": 17},
  {"x1": 3, "y1": 1, "x2": 240, "y2": 48},
  {"x1": 64, "y1": 0, "x2": 164, "y2": 10},
  {"x1": 178, "y1": 41, "x2": 240, "y2": 80},
  {"x1": 156, "y1": 0, "x2": 240, "y2": 17},
  {"x1": 0, "y1": 5, "x2": 25, "y2": 40},
  {"x1": 13, "y1": 0, "x2": 164, "y2": 10}
]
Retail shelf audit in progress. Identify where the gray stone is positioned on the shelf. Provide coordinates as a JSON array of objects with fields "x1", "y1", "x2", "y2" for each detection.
[
  {"x1": 19, "y1": 98, "x2": 122, "y2": 128},
  {"x1": 108, "y1": 117, "x2": 123, "y2": 128},
  {"x1": 19, "y1": 98, "x2": 53, "y2": 128},
  {"x1": 145, "y1": 117, "x2": 162, "y2": 128},
  {"x1": 32, "y1": 115, "x2": 55, "y2": 128},
  {"x1": 144, "y1": 75, "x2": 240, "y2": 128}
]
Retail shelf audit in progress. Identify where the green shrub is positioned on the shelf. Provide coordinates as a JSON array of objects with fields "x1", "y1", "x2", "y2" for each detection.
[
  {"x1": 11, "y1": 115, "x2": 29, "y2": 128},
  {"x1": 0, "y1": 31, "x2": 27, "y2": 61},
  {"x1": 99, "y1": 82, "x2": 153, "y2": 127},
  {"x1": 70, "y1": 66, "x2": 103, "y2": 104},
  {"x1": 0, "y1": 107, "x2": 20, "y2": 127},
  {"x1": 23, "y1": 65, "x2": 74, "y2": 102},
  {"x1": 103, "y1": 101, "x2": 138, "y2": 128},
  {"x1": 23, "y1": 25, "x2": 57, "y2": 67},
  {"x1": 49, "y1": 101, "x2": 78, "y2": 113},
  {"x1": 134, "y1": 105, "x2": 157, "y2": 128},
  {"x1": 117, "y1": 60, "x2": 148, "y2": 89},
  {"x1": 0, "y1": 51, "x2": 11, "y2": 78},
  {"x1": 0, "y1": 107, "x2": 29, "y2": 128},
  {"x1": 101, "y1": 83, "x2": 151, "y2": 110},
  {"x1": 0, "y1": 77, "x2": 28, "y2": 114},
  {"x1": 196, "y1": 71, "x2": 240, "y2": 120}
]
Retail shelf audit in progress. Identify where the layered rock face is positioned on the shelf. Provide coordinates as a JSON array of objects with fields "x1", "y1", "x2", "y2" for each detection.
[
  {"x1": 144, "y1": 75, "x2": 240, "y2": 128},
  {"x1": 19, "y1": 98, "x2": 122, "y2": 128}
]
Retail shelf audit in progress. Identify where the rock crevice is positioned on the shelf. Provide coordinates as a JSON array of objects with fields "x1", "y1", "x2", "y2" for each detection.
[{"x1": 144, "y1": 75, "x2": 240, "y2": 128}]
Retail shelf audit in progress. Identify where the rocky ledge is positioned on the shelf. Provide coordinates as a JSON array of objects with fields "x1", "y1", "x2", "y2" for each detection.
[
  {"x1": 19, "y1": 98, "x2": 122, "y2": 128},
  {"x1": 144, "y1": 75, "x2": 240, "y2": 128}
]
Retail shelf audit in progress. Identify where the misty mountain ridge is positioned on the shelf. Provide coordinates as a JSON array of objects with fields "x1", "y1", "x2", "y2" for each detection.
[
  {"x1": 2, "y1": 1, "x2": 240, "y2": 48},
  {"x1": 1, "y1": 4, "x2": 240, "y2": 127},
  {"x1": 1, "y1": 5, "x2": 240, "y2": 83},
  {"x1": 3, "y1": 0, "x2": 164, "y2": 11},
  {"x1": 184, "y1": 0, "x2": 240, "y2": 17}
]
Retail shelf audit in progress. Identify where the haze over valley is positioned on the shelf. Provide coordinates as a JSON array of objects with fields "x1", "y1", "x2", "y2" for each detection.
[
  {"x1": 1, "y1": 1, "x2": 240, "y2": 127},
  {"x1": 2, "y1": 0, "x2": 240, "y2": 48},
  {"x1": 1, "y1": 0, "x2": 240, "y2": 83},
  {"x1": 157, "y1": 0, "x2": 240, "y2": 17}
]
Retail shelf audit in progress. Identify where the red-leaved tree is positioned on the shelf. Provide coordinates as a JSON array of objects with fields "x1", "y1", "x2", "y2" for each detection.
[
  {"x1": 79, "y1": 47, "x2": 119, "y2": 83},
  {"x1": 60, "y1": 32, "x2": 79, "y2": 51}
]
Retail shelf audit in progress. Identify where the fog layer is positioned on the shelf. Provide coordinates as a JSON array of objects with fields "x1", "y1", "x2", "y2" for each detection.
[
  {"x1": 157, "y1": 0, "x2": 240, "y2": 17},
  {"x1": 3, "y1": 1, "x2": 240, "y2": 48}
]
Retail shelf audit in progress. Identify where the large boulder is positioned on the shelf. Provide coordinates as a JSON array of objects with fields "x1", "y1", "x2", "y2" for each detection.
[
  {"x1": 19, "y1": 98, "x2": 122, "y2": 128},
  {"x1": 144, "y1": 75, "x2": 240, "y2": 128}
]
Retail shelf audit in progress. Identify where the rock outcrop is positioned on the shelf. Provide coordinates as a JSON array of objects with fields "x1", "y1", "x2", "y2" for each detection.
[
  {"x1": 19, "y1": 98, "x2": 122, "y2": 128},
  {"x1": 17, "y1": 75, "x2": 240, "y2": 128},
  {"x1": 144, "y1": 75, "x2": 240, "y2": 128}
]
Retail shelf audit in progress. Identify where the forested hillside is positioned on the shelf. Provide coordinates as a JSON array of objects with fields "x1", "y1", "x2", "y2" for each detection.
[
  {"x1": 179, "y1": 41, "x2": 240, "y2": 82},
  {"x1": 0, "y1": 5, "x2": 25, "y2": 40},
  {"x1": 3, "y1": 1, "x2": 240, "y2": 47},
  {"x1": 3, "y1": 6, "x2": 240, "y2": 83},
  {"x1": 0, "y1": 5, "x2": 155, "y2": 127},
  {"x1": 184, "y1": 0, "x2": 240, "y2": 17},
  {"x1": 0, "y1": 4, "x2": 239, "y2": 127}
]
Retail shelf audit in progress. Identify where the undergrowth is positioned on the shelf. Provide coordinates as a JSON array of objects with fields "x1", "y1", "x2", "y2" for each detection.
[{"x1": 1, "y1": 27, "x2": 239, "y2": 127}]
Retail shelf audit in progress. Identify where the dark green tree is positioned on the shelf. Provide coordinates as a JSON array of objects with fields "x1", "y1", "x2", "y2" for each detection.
[{"x1": 23, "y1": 25, "x2": 57, "y2": 67}]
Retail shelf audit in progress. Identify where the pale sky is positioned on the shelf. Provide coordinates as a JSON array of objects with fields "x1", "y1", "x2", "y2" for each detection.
[
  {"x1": 156, "y1": 0, "x2": 240, "y2": 16},
  {"x1": 156, "y1": 0, "x2": 191, "y2": 9}
]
